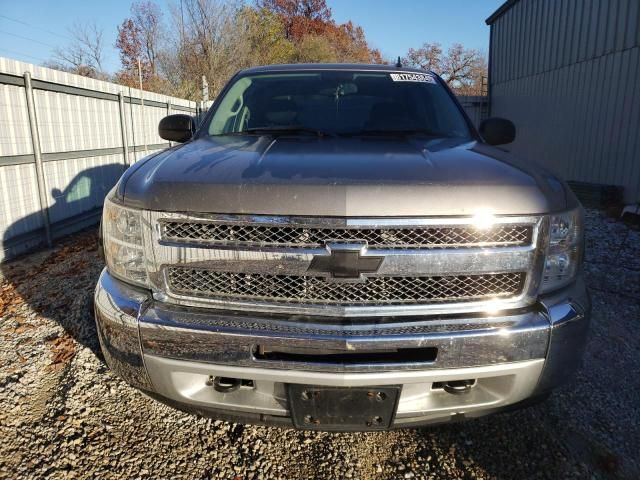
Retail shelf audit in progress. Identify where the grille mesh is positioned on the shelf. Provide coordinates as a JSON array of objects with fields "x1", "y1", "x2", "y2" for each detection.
[
  {"x1": 162, "y1": 222, "x2": 532, "y2": 249},
  {"x1": 167, "y1": 268, "x2": 525, "y2": 305}
]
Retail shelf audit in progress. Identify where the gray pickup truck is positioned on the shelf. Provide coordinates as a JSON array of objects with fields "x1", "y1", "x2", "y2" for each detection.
[{"x1": 95, "y1": 64, "x2": 590, "y2": 431}]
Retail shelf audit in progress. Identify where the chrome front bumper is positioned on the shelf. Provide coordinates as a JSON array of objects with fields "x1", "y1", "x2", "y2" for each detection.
[{"x1": 94, "y1": 269, "x2": 590, "y2": 429}]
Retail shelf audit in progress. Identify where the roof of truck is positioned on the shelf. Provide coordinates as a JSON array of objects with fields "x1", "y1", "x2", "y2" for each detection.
[{"x1": 240, "y1": 63, "x2": 434, "y2": 75}]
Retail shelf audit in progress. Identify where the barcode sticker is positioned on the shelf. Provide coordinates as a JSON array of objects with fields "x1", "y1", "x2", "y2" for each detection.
[{"x1": 390, "y1": 73, "x2": 437, "y2": 84}]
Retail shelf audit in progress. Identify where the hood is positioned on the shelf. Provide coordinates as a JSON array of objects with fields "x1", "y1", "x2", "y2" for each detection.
[{"x1": 119, "y1": 135, "x2": 570, "y2": 216}]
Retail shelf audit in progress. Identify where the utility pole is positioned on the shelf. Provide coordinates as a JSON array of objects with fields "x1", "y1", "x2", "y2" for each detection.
[
  {"x1": 200, "y1": 75, "x2": 209, "y2": 125},
  {"x1": 180, "y1": 0, "x2": 185, "y2": 46},
  {"x1": 138, "y1": 57, "x2": 147, "y2": 154},
  {"x1": 202, "y1": 75, "x2": 209, "y2": 102}
]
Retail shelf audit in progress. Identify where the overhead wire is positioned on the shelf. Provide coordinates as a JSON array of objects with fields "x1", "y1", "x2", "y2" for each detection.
[
  {"x1": 0, "y1": 14, "x2": 71, "y2": 41},
  {"x1": 0, "y1": 47, "x2": 48, "y2": 63},
  {"x1": 0, "y1": 13, "x2": 115, "y2": 71},
  {"x1": 0, "y1": 29, "x2": 55, "y2": 48},
  {"x1": 0, "y1": 14, "x2": 72, "y2": 65}
]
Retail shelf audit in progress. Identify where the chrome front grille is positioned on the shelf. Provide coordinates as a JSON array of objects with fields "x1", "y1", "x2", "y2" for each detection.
[
  {"x1": 146, "y1": 212, "x2": 545, "y2": 317},
  {"x1": 161, "y1": 221, "x2": 533, "y2": 249},
  {"x1": 167, "y1": 269, "x2": 526, "y2": 306}
]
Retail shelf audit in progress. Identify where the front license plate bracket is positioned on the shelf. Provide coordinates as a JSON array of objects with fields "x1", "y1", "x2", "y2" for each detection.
[{"x1": 288, "y1": 385, "x2": 401, "y2": 431}]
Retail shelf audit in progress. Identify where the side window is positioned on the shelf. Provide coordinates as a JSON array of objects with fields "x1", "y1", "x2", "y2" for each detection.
[
  {"x1": 222, "y1": 98, "x2": 247, "y2": 132},
  {"x1": 233, "y1": 105, "x2": 251, "y2": 131},
  {"x1": 427, "y1": 88, "x2": 469, "y2": 137},
  {"x1": 209, "y1": 77, "x2": 252, "y2": 134},
  {"x1": 65, "y1": 176, "x2": 91, "y2": 202}
]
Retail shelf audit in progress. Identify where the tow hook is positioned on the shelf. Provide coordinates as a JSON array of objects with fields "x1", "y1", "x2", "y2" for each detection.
[
  {"x1": 207, "y1": 376, "x2": 241, "y2": 393},
  {"x1": 443, "y1": 379, "x2": 475, "y2": 395}
]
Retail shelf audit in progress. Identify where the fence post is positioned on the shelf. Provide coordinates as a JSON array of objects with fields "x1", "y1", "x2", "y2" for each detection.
[
  {"x1": 127, "y1": 87, "x2": 136, "y2": 162},
  {"x1": 136, "y1": 62, "x2": 147, "y2": 154},
  {"x1": 118, "y1": 92, "x2": 130, "y2": 165},
  {"x1": 23, "y1": 71, "x2": 52, "y2": 247},
  {"x1": 139, "y1": 91, "x2": 147, "y2": 154},
  {"x1": 166, "y1": 100, "x2": 172, "y2": 148}
]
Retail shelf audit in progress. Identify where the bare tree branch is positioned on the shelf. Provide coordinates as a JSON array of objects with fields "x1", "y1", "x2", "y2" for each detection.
[
  {"x1": 50, "y1": 21, "x2": 106, "y2": 78},
  {"x1": 403, "y1": 43, "x2": 442, "y2": 72},
  {"x1": 403, "y1": 42, "x2": 487, "y2": 95}
]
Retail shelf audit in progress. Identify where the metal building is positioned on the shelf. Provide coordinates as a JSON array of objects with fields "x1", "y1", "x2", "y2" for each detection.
[{"x1": 486, "y1": 0, "x2": 640, "y2": 204}]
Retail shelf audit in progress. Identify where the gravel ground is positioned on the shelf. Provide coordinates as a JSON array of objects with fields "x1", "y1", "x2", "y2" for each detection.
[{"x1": 0, "y1": 209, "x2": 638, "y2": 480}]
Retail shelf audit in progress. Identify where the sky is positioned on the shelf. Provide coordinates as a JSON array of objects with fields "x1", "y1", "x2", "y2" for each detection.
[{"x1": 0, "y1": 0, "x2": 505, "y2": 73}]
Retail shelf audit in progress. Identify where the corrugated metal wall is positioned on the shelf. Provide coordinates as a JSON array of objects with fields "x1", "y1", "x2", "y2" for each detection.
[
  {"x1": 0, "y1": 57, "x2": 198, "y2": 262},
  {"x1": 488, "y1": 0, "x2": 640, "y2": 203},
  {"x1": 458, "y1": 96, "x2": 488, "y2": 127}
]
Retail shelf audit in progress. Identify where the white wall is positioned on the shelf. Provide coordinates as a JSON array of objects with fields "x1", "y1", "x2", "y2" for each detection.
[{"x1": 0, "y1": 57, "x2": 198, "y2": 262}]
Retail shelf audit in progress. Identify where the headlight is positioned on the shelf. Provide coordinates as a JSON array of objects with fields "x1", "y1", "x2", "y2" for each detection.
[
  {"x1": 102, "y1": 197, "x2": 148, "y2": 287},
  {"x1": 541, "y1": 208, "x2": 584, "y2": 293}
]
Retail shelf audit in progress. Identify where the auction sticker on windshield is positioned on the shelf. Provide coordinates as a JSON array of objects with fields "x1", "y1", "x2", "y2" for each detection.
[{"x1": 390, "y1": 73, "x2": 437, "y2": 84}]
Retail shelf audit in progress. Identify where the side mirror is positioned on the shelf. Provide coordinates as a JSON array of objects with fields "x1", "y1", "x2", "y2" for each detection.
[
  {"x1": 159, "y1": 114, "x2": 195, "y2": 143},
  {"x1": 479, "y1": 117, "x2": 516, "y2": 146},
  {"x1": 52, "y1": 188, "x2": 63, "y2": 199}
]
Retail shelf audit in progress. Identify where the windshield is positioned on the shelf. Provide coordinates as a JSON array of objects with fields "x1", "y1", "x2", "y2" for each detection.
[{"x1": 206, "y1": 70, "x2": 472, "y2": 139}]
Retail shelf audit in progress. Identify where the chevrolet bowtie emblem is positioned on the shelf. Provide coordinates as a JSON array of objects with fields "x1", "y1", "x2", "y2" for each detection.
[{"x1": 307, "y1": 244, "x2": 384, "y2": 282}]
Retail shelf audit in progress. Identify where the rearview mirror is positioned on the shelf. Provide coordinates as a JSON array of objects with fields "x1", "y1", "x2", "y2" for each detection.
[
  {"x1": 159, "y1": 114, "x2": 195, "y2": 143},
  {"x1": 479, "y1": 117, "x2": 516, "y2": 146}
]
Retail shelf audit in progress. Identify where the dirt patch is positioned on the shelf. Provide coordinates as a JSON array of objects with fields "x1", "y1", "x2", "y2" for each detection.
[{"x1": 47, "y1": 334, "x2": 76, "y2": 371}]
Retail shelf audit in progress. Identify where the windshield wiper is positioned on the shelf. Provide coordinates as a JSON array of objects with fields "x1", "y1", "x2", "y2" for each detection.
[
  {"x1": 240, "y1": 126, "x2": 336, "y2": 137},
  {"x1": 345, "y1": 128, "x2": 442, "y2": 137}
]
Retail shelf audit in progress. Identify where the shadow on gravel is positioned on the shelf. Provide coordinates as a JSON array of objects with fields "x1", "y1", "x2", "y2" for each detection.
[
  {"x1": 0, "y1": 229, "x2": 104, "y2": 361},
  {"x1": 0, "y1": 166, "x2": 118, "y2": 364},
  {"x1": 410, "y1": 405, "x2": 590, "y2": 479},
  {"x1": 412, "y1": 389, "x2": 637, "y2": 479}
]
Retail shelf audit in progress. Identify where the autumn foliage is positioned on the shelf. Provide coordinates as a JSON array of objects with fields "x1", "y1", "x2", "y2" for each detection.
[
  {"x1": 257, "y1": 0, "x2": 332, "y2": 40},
  {"x1": 115, "y1": 2, "x2": 166, "y2": 90},
  {"x1": 109, "y1": 0, "x2": 382, "y2": 99},
  {"x1": 50, "y1": 0, "x2": 485, "y2": 99}
]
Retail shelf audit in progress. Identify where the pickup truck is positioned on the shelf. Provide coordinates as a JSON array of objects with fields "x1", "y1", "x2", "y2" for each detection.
[{"x1": 95, "y1": 64, "x2": 590, "y2": 431}]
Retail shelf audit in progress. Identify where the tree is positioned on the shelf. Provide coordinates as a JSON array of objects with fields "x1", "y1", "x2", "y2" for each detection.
[
  {"x1": 131, "y1": 1, "x2": 163, "y2": 74},
  {"x1": 107, "y1": 0, "x2": 382, "y2": 99},
  {"x1": 404, "y1": 43, "x2": 442, "y2": 72},
  {"x1": 403, "y1": 42, "x2": 487, "y2": 95},
  {"x1": 159, "y1": 0, "x2": 248, "y2": 99},
  {"x1": 258, "y1": 0, "x2": 382, "y2": 64},
  {"x1": 256, "y1": 0, "x2": 331, "y2": 40},
  {"x1": 115, "y1": 1, "x2": 164, "y2": 88},
  {"x1": 115, "y1": 19, "x2": 143, "y2": 84},
  {"x1": 239, "y1": 7, "x2": 296, "y2": 66},
  {"x1": 50, "y1": 21, "x2": 106, "y2": 79},
  {"x1": 324, "y1": 21, "x2": 382, "y2": 64},
  {"x1": 441, "y1": 43, "x2": 487, "y2": 95},
  {"x1": 294, "y1": 34, "x2": 336, "y2": 63}
]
